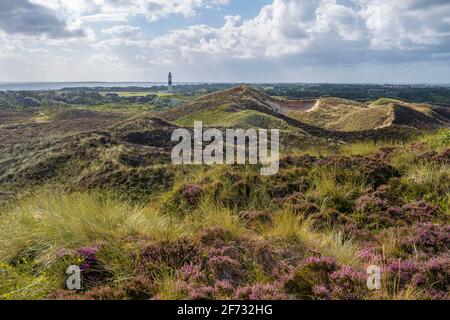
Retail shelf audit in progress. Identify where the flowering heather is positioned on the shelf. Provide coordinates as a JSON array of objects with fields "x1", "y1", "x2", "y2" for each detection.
[
  {"x1": 400, "y1": 223, "x2": 450, "y2": 255},
  {"x1": 357, "y1": 246, "x2": 380, "y2": 262},
  {"x1": 355, "y1": 185, "x2": 441, "y2": 228},
  {"x1": 181, "y1": 184, "x2": 204, "y2": 205},
  {"x1": 71, "y1": 246, "x2": 114, "y2": 290},
  {"x1": 251, "y1": 241, "x2": 292, "y2": 276},
  {"x1": 199, "y1": 226, "x2": 234, "y2": 245},
  {"x1": 271, "y1": 261, "x2": 297, "y2": 283},
  {"x1": 214, "y1": 280, "x2": 235, "y2": 296},
  {"x1": 207, "y1": 255, "x2": 243, "y2": 282},
  {"x1": 312, "y1": 285, "x2": 332, "y2": 300},
  {"x1": 140, "y1": 238, "x2": 200, "y2": 272},
  {"x1": 234, "y1": 283, "x2": 287, "y2": 300},
  {"x1": 400, "y1": 201, "x2": 438, "y2": 222},
  {"x1": 81, "y1": 275, "x2": 155, "y2": 300},
  {"x1": 318, "y1": 156, "x2": 399, "y2": 187},
  {"x1": 416, "y1": 148, "x2": 450, "y2": 165},
  {"x1": 329, "y1": 266, "x2": 367, "y2": 300},
  {"x1": 186, "y1": 286, "x2": 217, "y2": 300},
  {"x1": 284, "y1": 256, "x2": 339, "y2": 299},
  {"x1": 75, "y1": 246, "x2": 99, "y2": 271},
  {"x1": 176, "y1": 263, "x2": 207, "y2": 283},
  {"x1": 302, "y1": 256, "x2": 340, "y2": 274},
  {"x1": 383, "y1": 255, "x2": 449, "y2": 299},
  {"x1": 205, "y1": 245, "x2": 247, "y2": 265},
  {"x1": 355, "y1": 185, "x2": 394, "y2": 213},
  {"x1": 385, "y1": 259, "x2": 426, "y2": 288},
  {"x1": 424, "y1": 255, "x2": 449, "y2": 293},
  {"x1": 48, "y1": 290, "x2": 83, "y2": 300}
]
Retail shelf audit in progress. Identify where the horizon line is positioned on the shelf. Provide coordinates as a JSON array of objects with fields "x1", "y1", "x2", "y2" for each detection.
[{"x1": 1, "y1": 81, "x2": 450, "y2": 86}]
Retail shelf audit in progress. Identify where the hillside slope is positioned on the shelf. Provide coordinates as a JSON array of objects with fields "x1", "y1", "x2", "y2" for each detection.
[
  {"x1": 162, "y1": 86, "x2": 447, "y2": 141},
  {"x1": 0, "y1": 115, "x2": 177, "y2": 201},
  {"x1": 163, "y1": 86, "x2": 287, "y2": 121},
  {"x1": 291, "y1": 97, "x2": 449, "y2": 132}
]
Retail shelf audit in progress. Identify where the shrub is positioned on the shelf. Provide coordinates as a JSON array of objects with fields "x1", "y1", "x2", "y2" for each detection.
[
  {"x1": 400, "y1": 223, "x2": 450, "y2": 255},
  {"x1": 400, "y1": 201, "x2": 438, "y2": 223},
  {"x1": 207, "y1": 255, "x2": 243, "y2": 282},
  {"x1": 199, "y1": 226, "x2": 235, "y2": 245},
  {"x1": 385, "y1": 259, "x2": 425, "y2": 289},
  {"x1": 139, "y1": 238, "x2": 200, "y2": 274},
  {"x1": 425, "y1": 255, "x2": 449, "y2": 294},
  {"x1": 329, "y1": 266, "x2": 367, "y2": 300},
  {"x1": 234, "y1": 283, "x2": 287, "y2": 300},
  {"x1": 182, "y1": 184, "x2": 204, "y2": 205},
  {"x1": 238, "y1": 211, "x2": 273, "y2": 228},
  {"x1": 355, "y1": 185, "x2": 395, "y2": 214},
  {"x1": 75, "y1": 246, "x2": 99, "y2": 271},
  {"x1": 284, "y1": 256, "x2": 339, "y2": 299}
]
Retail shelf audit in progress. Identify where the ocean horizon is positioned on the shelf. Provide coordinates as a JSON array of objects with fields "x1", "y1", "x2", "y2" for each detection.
[
  {"x1": 0, "y1": 82, "x2": 178, "y2": 91},
  {"x1": 1, "y1": 82, "x2": 449, "y2": 92}
]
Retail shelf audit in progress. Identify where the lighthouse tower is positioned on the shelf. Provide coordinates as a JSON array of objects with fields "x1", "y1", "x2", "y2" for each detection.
[{"x1": 168, "y1": 72, "x2": 173, "y2": 93}]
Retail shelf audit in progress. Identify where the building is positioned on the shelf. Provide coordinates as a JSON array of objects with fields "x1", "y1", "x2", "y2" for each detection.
[{"x1": 168, "y1": 72, "x2": 173, "y2": 93}]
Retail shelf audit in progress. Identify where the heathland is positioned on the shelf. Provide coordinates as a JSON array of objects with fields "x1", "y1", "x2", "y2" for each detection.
[{"x1": 0, "y1": 85, "x2": 448, "y2": 300}]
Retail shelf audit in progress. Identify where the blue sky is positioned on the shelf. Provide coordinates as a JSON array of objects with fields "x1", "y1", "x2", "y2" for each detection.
[
  {"x1": 116, "y1": 1, "x2": 273, "y2": 39},
  {"x1": 103, "y1": 2, "x2": 255, "y2": 35},
  {"x1": 0, "y1": 0, "x2": 449, "y2": 83}
]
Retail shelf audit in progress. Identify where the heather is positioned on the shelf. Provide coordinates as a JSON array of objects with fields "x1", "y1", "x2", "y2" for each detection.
[{"x1": 0, "y1": 127, "x2": 449, "y2": 300}]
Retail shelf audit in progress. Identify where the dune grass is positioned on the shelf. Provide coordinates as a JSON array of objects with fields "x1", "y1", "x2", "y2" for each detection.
[
  {"x1": 341, "y1": 140, "x2": 397, "y2": 156},
  {"x1": 0, "y1": 128, "x2": 448, "y2": 300}
]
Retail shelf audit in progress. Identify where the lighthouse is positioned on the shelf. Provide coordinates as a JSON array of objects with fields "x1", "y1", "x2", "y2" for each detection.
[{"x1": 168, "y1": 72, "x2": 173, "y2": 93}]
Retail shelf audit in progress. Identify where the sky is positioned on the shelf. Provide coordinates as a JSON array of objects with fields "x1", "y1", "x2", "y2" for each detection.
[{"x1": 0, "y1": 0, "x2": 449, "y2": 83}]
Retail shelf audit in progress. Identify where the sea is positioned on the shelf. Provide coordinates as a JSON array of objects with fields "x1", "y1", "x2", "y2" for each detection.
[{"x1": 0, "y1": 82, "x2": 177, "y2": 91}]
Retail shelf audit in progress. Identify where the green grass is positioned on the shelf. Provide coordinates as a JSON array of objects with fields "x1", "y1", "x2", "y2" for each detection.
[
  {"x1": 341, "y1": 141, "x2": 388, "y2": 155},
  {"x1": 105, "y1": 92, "x2": 154, "y2": 97},
  {"x1": 0, "y1": 122, "x2": 448, "y2": 300},
  {"x1": 175, "y1": 104, "x2": 300, "y2": 131},
  {"x1": 262, "y1": 211, "x2": 360, "y2": 266},
  {"x1": 370, "y1": 98, "x2": 408, "y2": 106},
  {"x1": 417, "y1": 128, "x2": 450, "y2": 150},
  {"x1": 331, "y1": 105, "x2": 393, "y2": 131}
]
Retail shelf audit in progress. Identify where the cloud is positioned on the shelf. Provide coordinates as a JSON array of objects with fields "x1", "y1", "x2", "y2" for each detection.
[
  {"x1": 98, "y1": 0, "x2": 231, "y2": 22},
  {"x1": 1, "y1": 0, "x2": 449, "y2": 82},
  {"x1": 102, "y1": 25, "x2": 141, "y2": 37},
  {"x1": 0, "y1": 0, "x2": 85, "y2": 38},
  {"x1": 141, "y1": 0, "x2": 450, "y2": 63},
  {"x1": 360, "y1": 0, "x2": 450, "y2": 49}
]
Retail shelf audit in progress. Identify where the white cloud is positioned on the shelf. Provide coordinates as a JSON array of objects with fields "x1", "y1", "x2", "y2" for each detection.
[
  {"x1": 102, "y1": 25, "x2": 141, "y2": 37},
  {"x1": 360, "y1": 0, "x2": 450, "y2": 49},
  {"x1": 1, "y1": 0, "x2": 449, "y2": 82},
  {"x1": 31, "y1": 0, "x2": 230, "y2": 23},
  {"x1": 131, "y1": 0, "x2": 450, "y2": 67}
]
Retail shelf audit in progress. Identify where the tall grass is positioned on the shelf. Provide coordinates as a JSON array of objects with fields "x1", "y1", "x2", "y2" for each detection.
[
  {"x1": 0, "y1": 191, "x2": 181, "y2": 262},
  {"x1": 341, "y1": 141, "x2": 388, "y2": 156},
  {"x1": 262, "y1": 210, "x2": 361, "y2": 266},
  {"x1": 417, "y1": 128, "x2": 450, "y2": 151},
  {"x1": 1, "y1": 128, "x2": 448, "y2": 300},
  {"x1": 306, "y1": 166, "x2": 368, "y2": 213}
]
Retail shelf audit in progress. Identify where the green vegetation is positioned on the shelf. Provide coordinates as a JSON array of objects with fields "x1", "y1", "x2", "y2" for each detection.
[
  {"x1": 175, "y1": 104, "x2": 299, "y2": 131},
  {"x1": 291, "y1": 97, "x2": 448, "y2": 132},
  {"x1": 0, "y1": 86, "x2": 448, "y2": 300}
]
